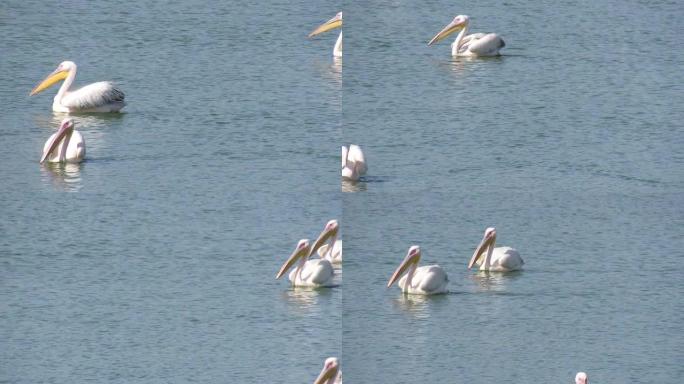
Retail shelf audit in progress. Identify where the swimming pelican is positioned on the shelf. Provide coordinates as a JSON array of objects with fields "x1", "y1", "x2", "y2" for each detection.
[
  {"x1": 575, "y1": 372, "x2": 588, "y2": 384},
  {"x1": 309, "y1": 12, "x2": 343, "y2": 58},
  {"x1": 30, "y1": 61, "x2": 125, "y2": 112},
  {"x1": 276, "y1": 239, "x2": 334, "y2": 287},
  {"x1": 387, "y1": 245, "x2": 449, "y2": 295},
  {"x1": 428, "y1": 15, "x2": 505, "y2": 57},
  {"x1": 468, "y1": 227, "x2": 524, "y2": 272},
  {"x1": 311, "y1": 219, "x2": 342, "y2": 264},
  {"x1": 40, "y1": 118, "x2": 85, "y2": 164},
  {"x1": 314, "y1": 357, "x2": 341, "y2": 384},
  {"x1": 341, "y1": 145, "x2": 367, "y2": 181}
]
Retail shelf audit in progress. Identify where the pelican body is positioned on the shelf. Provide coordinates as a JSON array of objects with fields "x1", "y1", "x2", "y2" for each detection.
[
  {"x1": 428, "y1": 15, "x2": 505, "y2": 57},
  {"x1": 309, "y1": 12, "x2": 343, "y2": 57},
  {"x1": 387, "y1": 246, "x2": 448, "y2": 295},
  {"x1": 276, "y1": 239, "x2": 334, "y2": 287},
  {"x1": 468, "y1": 227, "x2": 524, "y2": 272},
  {"x1": 30, "y1": 61, "x2": 125, "y2": 112},
  {"x1": 341, "y1": 145, "x2": 366, "y2": 182},
  {"x1": 314, "y1": 357, "x2": 341, "y2": 384},
  {"x1": 312, "y1": 219, "x2": 342, "y2": 264},
  {"x1": 40, "y1": 118, "x2": 85, "y2": 164}
]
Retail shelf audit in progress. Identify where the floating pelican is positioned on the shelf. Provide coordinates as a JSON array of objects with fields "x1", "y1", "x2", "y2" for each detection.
[
  {"x1": 428, "y1": 15, "x2": 505, "y2": 57},
  {"x1": 387, "y1": 245, "x2": 449, "y2": 295},
  {"x1": 309, "y1": 12, "x2": 343, "y2": 58},
  {"x1": 314, "y1": 357, "x2": 341, "y2": 384},
  {"x1": 276, "y1": 239, "x2": 334, "y2": 287},
  {"x1": 575, "y1": 372, "x2": 588, "y2": 384},
  {"x1": 40, "y1": 118, "x2": 85, "y2": 164},
  {"x1": 311, "y1": 219, "x2": 342, "y2": 264},
  {"x1": 341, "y1": 145, "x2": 366, "y2": 182},
  {"x1": 30, "y1": 61, "x2": 125, "y2": 112},
  {"x1": 468, "y1": 227, "x2": 524, "y2": 272}
]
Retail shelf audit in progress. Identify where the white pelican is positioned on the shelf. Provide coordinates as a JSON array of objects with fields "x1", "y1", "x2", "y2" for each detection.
[
  {"x1": 276, "y1": 239, "x2": 334, "y2": 287},
  {"x1": 387, "y1": 245, "x2": 449, "y2": 295},
  {"x1": 341, "y1": 145, "x2": 367, "y2": 182},
  {"x1": 575, "y1": 372, "x2": 588, "y2": 384},
  {"x1": 313, "y1": 357, "x2": 341, "y2": 384},
  {"x1": 30, "y1": 61, "x2": 125, "y2": 112},
  {"x1": 309, "y1": 12, "x2": 343, "y2": 58},
  {"x1": 40, "y1": 118, "x2": 85, "y2": 164},
  {"x1": 468, "y1": 227, "x2": 524, "y2": 272},
  {"x1": 428, "y1": 15, "x2": 505, "y2": 57},
  {"x1": 311, "y1": 219, "x2": 342, "y2": 264}
]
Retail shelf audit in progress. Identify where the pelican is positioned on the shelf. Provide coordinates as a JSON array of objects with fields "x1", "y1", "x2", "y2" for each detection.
[
  {"x1": 428, "y1": 15, "x2": 505, "y2": 57},
  {"x1": 309, "y1": 12, "x2": 343, "y2": 58},
  {"x1": 313, "y1": 357, "x2": 341, "y2": 384},
  {"x1": 341, "y1": 145, "x2": 366, "y2": 181},
  {"x1": 468, "y1": 227, "x2": 524, "y2": 272},
  {"x1": 276, "y1": 239, "x2": 334, "y2": 287},
  {"x1": 387, "y1": 245, "x2": 449, "y2": 295},
  {"x1": 311, "y1": 219, "x2": 342, "y2": 264},
  {"x1": 30, "y1": 61, "x2": 125, "y2": 112},
  {"x1": 40, "y1": 118, "x2": 85, "y2": 164},
  {"x1": 575, "y1": 372, "x2": 588, "y2": 384}
]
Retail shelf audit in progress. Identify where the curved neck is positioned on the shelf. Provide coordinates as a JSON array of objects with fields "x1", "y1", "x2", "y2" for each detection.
[
  {"x1": 57, "y1": 66, "x2": 77, "y2": 100},
  {"x1": 482, "y1": 237, "x2": 495, "y2": 270},
  {"x1": 405, "y1": 263, "x2": 417, "y2": 288},
  {"x1": 333, "y1": 31, "x2": 343, "y2": 57},
  {"x1": 293, "y1": 257, "x2": 307, "y2": 283},
  {"x1": 451, "y1": 24, "x2": 469, "y2": 56}
]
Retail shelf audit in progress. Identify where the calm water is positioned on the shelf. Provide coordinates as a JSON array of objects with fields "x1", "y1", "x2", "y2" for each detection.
[
  {"x1": 1, "y1": 1, "x2": 340, "y2": 383},
  {"x1": 342, "y1": 0, "x2": 682, "y2": 383}
]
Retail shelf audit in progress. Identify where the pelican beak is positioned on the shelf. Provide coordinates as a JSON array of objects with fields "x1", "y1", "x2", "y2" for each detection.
[
  {"x1": 468, "y1": 233, "x2": 495, "y2": 269},
  {"x1": 428, "y1": 19, "x2": 466, "y2": 46},
  {"x1": 30, "y1": 67, "x2": 68, "y2": 96},
  {"x1": 313, "y1": 362, "x2": 339, "y2": 384},
  {"x1": 310, "y1": 222, "x2": 339, "y2": 256},
  {"x1": 309, "y1": 12, "x2": 342, "y2": 38},
  {"x1": 40, "y1": 120, "x2": 73, "y2": 164},
  {"x1": 387, "y1": 247, "x2": 421, "y2": 288},
  {"x1": 275, "y1": 241, "x2": 310, "y2": 279}
]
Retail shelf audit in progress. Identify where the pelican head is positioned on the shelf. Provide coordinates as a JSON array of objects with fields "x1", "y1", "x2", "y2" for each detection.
[
  {"x1": 468, "y1": 227, "x2": 497, "y2": 269},
  {"x1": 387, "y1": 245, "x2": 422, "y2": 288},
  {"x1": 40, "y1": 118, "x2": 75, "y2": 164},
  {"x1": 309, "y1": 12, "x2": 343, "y2": 37},
  {"x1": 30, "y1": 61, "x2": 76, "y2": 96},
  {"x1": 428, "y1": 15, "x2": 470, "y2": 46},
  {"x1": 314, "y1": 357, "x2": 340, "y2": 384},
  {"x1": 275, "y1": 239, "x2": 311, "y2": 279},
  {"x1": 575, "y1": 372, "x2": 588, "y2": 384},
  {"x1": 310, "y1": 219, "x2": 339, "y2": 256}
]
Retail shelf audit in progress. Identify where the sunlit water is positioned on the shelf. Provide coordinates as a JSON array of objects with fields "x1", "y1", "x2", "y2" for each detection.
[
  {"x1": 342, "y1": 0, "x2": 682, "y2": 383},
  {"x1": 1, "y1": 1, "x2": 340, "y2": 383}
]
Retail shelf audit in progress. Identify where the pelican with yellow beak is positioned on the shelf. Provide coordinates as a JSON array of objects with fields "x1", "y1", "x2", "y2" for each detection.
[
  {"x1": 40, "y1": 118, "x2": 85, "y2": 164},
  {"x1": 428, "y1": 15, "x2": 505, "y2": 57},
  {"x1": 30, "y1": 61, "x2": 125, "y2": 112},
  {"x1": 309, "y1": 12, "x2": 343, "y2": 58},
  {"x1": 387, "y1": 245, "x2": 449, "y2": 295},
  {"x1": 311, "y1": 219, "x2": 342, "y2": 264},
  {"x1": 313, "y1": 357, "x2": 341, "y2": 384},
  {"x1": 276, "y1": 239, "x2": 335, "y2": 287},
  {"x1": 468, "y1": 227, "x2": 524, "y2": 272}
]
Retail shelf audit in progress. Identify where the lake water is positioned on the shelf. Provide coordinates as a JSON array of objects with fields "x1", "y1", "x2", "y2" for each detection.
[{"x1": 1, "y1": 0, "x2": 682, "y2": 383}]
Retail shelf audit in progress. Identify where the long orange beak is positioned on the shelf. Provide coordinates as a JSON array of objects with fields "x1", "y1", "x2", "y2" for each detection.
[
  {"x1": 468, "y1": 234, "x2": 495, "y2": 269},
  {"x1": 40, "y1": 120, "x2": 73, "y2": 164},
  {"x1": 30, "y1": 68, "x2": 68, "y2": 96},
  {"x1": 309, "y1": 12, "x2": 342, "y2": 38},
  {"x1": 276, "y1": 241, "x2": 311, "y2": 279},
  {"x1": 428, "y1": 19, "x2": 466, "y2": 46},
  {"x1": 387, "y1": 247, "x2": 421, "y2": 287}
]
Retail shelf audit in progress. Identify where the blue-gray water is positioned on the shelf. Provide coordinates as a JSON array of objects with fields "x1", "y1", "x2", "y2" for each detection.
[
  {"x1": 1, "y1": 1, "x2": 340, "y2": 383},
  {"x1": 342, "y1": 0, "x2": 682, "y2": 383},
  {"x1": 1, "y1": 0, "x2": 683, "y2": 383}
]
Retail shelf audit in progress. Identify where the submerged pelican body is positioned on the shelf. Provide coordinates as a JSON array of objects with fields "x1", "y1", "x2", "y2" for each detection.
[
  {"x1": 428, "y1": 15, "x2": 505, "y2": 57},
  {"x1": 30, "y1": 61, "x2": 125, "y2": 112},
  {"x1": 575, "y1": 372, "x2": 588, "y2": 384},
  {"x1": 468, "y1": 227, "x2": 524, "y2": 272},
  {"x1": 341, "y1": 144, "x2": 366, "y2": 182},
  {"x1": 312, "y1": 219, "x2": 342, "y2": 264},
  {"x1": 387, "y1": 245, "x2": 449, "y2": 295},
  {"x1": 276, "y1": 239, "x2": 334, "y2": 287},
  {"x1": 40, "y1": 118, "x2": 85, "y2": 164},
  {"x1": 309, "y1": 12, "x2": 343, "y2": 57},
  {"x1": 314, "y1": 357, "x2": 341, "y2": 384}
]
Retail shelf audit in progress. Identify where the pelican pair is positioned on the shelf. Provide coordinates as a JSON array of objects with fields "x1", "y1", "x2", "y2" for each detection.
[
  {"x1": 275, "y1": 220, "x2": 340, "y2": 287},
  {"x1": 387, "y1": 228, "x2": 523, "y2": 295},
  {"x1": 313, "y1": 357, "x2": 341, "y2": 384},
  {"x1": 309, "y1": 12, "x2": 343, "y2": 57},
  {"x1": 428, "y1": 15, "x2": 505, "y2": 57},
  {"x1": 341, "y1": 145, "x2": 366, "y2": 182},
  {"x1": 30, "y1": 61, "x2": 125, "y2": 112}
]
